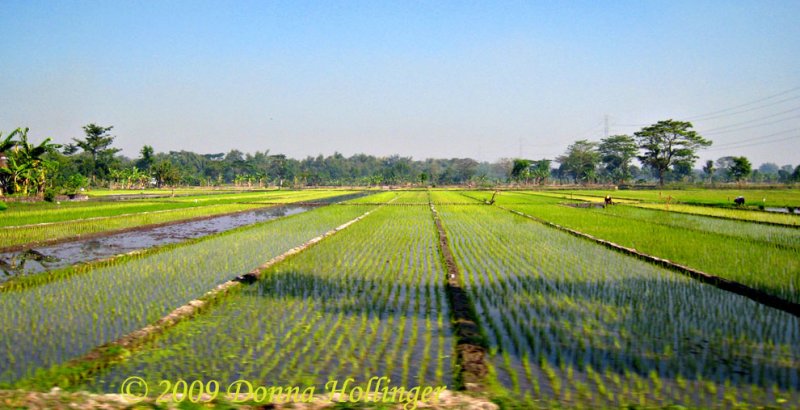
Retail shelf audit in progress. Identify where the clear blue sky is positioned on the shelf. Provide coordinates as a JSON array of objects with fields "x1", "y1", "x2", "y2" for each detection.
[{"x1": 2, "y1": 0, "x2": 799, "y2": 166}]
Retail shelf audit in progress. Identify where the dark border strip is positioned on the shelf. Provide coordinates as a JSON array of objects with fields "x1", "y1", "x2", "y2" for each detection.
[
  {"x1": 12, "y1": 207, "x2": 378, "y2": 390},
  {"x1": 428, "y1": 201, "x2": 488, "y2": 391},
  {"x1": 495, "y1": 204, "x2": 800, "y2": 318}
]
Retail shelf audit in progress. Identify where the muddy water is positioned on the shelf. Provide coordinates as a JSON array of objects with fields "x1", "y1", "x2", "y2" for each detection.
[
  {"x1": 765, "y1": 207, "x2": 800, "y2": 215},
  {"x1": 0, "y1": 205, "x2": 313, "y2": 280}
]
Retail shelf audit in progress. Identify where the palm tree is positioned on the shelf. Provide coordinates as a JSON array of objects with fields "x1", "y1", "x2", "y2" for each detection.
[
  {"x1": 0, "y1": 129, "x2": 20, "y2": 195},
  {"x1": 0, "y1": 128, "x2": 61, "y2": 196},
  {"x1": 17, "y1": 129, "x2": 61, "y2": 194}
]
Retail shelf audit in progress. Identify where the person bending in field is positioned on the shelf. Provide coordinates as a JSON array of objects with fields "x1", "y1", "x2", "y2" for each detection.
[{"x1": 604, "y1": 195, "x2": 614, "y2": 207}]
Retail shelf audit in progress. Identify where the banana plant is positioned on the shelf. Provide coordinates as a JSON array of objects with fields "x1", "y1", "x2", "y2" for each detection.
[{"x1": 0, "y1": 128, "x2": 61, "y2": 195}]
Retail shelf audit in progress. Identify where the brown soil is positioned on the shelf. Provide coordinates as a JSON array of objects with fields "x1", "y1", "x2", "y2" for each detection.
[
  {"x1": 429, "y1": 203, "x2": 488, "y2": 391},
  {"x1": 0, "y1": 388, "x2": 499, "y2": 410}
]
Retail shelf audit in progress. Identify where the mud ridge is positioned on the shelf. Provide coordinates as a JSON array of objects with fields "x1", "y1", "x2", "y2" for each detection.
[
  {"x1": 14, "y1": 208, "x2": 378, "y2": 389},
  {"x1": 497, "y1": 205, "x2": 800, "y2": 318},
  {"x1": 428, "y1": 202, "x2": 488, "y2": 391}
]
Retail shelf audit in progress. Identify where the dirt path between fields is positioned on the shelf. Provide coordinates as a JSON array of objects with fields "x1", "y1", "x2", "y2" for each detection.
[
  {"x1": 15, "y1": 203, "x2": 388, "y2": 390},
  {"x1": 428, "y1": 201, "x2": 488, "y2": 391}
]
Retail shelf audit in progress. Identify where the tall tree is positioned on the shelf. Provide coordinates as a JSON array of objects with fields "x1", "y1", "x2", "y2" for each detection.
[
  {"x1": 530, "y1": 159, "x2": 552, "y2": 185},
  {"x1": 715, "y1": 156, "x2": 736, "y2": 181},
  {"x1": 556, "y1": 140, "x2": 600, "y2": 184},
  {"x1": 0, "y1": 128, "x2": 60, "y2": 195},
  {"x1": 152, "y1": 160, "x2": 180, "y2": 188},
  {"x1": 137, "y1": 145, "x2": 155, "y2": 171},
  {"x1": 728, "y1": 156, "x2": 752, "y2": 183},
  {"x1": 598, "y1": 134, "x2": 637, "y2": 184},
  {"x1": 778, "y1": 165, "x2": 794, "y2": 183},
  {"x1": 73, "y1": 124, "x2": 120, "y2": 182},
  {"x1": 702, "y1": 160, "x2": 715, "y2": 184},
  {"x1": 634, "y1": 120, "x2": 711, "y2": 186},
  {"x1": 510, "y1": 159, "x2": 532, "y2": 183}
]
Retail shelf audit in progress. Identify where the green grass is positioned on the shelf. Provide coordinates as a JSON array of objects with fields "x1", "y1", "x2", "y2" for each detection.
[
  {"x1": 1, "y1": 190, "x2": 354, "y2": 227},
  {"x1": 83, "y1": 188, "x2": 244, "y2": 196},
  {"x1": 343, "y1": 191, "x2": 403, "y2": 204},
  {"x1": 387, "y1": 190, "x2": 429, "y2": 204},
  {"x1": 632, "y1": 203, "x2": 800, "y2": 226},
  {"x1": 0, "y1": 203, "x2": 265, "y2": 249},
  {"x1": 551, "y1": 188, "x2": 800, "y2": 208},
  {"x1": 438, "y1": 204, "x2": 800, "y2": 408},
  {"x1": 0, "y1": 204, "x2": 374, "y2": 386},
  {"x1": 517, "y1": 191, "x2": 640, "y2": 204},
  {"x1": 79, "y1": 204, "x2": 453, "y2": 395},
  {"x1": 3, "y1": 188, "x2": 799, "y2": 409},
  {"x1": 1, "y1": 191, "x2": 360, "y2": 249},
  {"x1": 493, "y1": 192, "x2": 800, "y2": 303},
  {"x1": 429, "y1": 190, "x2": 483, "y2": 204},
  {"x1": 1, "y1": 200, "x2": 190, "y2": 227}
]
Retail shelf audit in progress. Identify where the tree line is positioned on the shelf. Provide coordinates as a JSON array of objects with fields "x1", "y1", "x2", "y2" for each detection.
[
  {"x1": 514, "y1": 120, "x2": 799, "y2": 186},
  {"x1": 1, "y1": 119, "x2": 798, "y2": 198}
]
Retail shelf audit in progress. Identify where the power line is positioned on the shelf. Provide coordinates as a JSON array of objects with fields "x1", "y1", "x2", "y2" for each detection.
[
  {"x1": 685, "y1": 86, "x2": 800, "y2": 120},
  {"x1": 573, "y1": 119, "x2": 606, "y2": 139},
  {"x1": 706, "y1": 128, "x2": 797, "y2": 150},
  {"x1": 706, "y1": 134, "x2": 797, "y2": 151},
  {"x1": 687, "y1": 95, "x2": 800, "y2": 121},
  {"x1": 609, "y1": 86, "x2": 800, "y2": 130},
  {"x1": 613, "y1": 122, "x2": 650, "y2": 127},
  {"x1": 702, "y1": 114, "x2": 800, "y2": 136},
  {"x1": 699, "y1": 106, "x2": 800, "y2": 133}
]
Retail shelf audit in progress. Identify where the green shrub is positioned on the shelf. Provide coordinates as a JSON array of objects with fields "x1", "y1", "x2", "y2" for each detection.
[
  {"x1": 63, "y1": 174, "x2": 89, "y2": 195},
  {"x1": 44, "y1": 188, "x2": 57, "y2": 202}
]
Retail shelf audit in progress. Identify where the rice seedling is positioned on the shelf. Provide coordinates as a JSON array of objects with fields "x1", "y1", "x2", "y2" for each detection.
[
  {"x1": 553, "y1": 188, "x2": 800, "y2": 208},
  {"x1": 1, "y1": 190, "x2": 350, "y2": 228},
  {"x1": 0, "y1": 204, "x2": 373, "y2": 386},
  {"x1": 633, "y1": 202, "x2": 799, "y2": 226},
  {"x1": 428, "y1": 190, "x2": 480, "y2": 204},
  {"x1": 3, "y1": 187, "x2": 797, "y2": 409},
  {"x1": 385, "y1": 190, "x2": 430, "y2": 204},
  {"x1": 0, "y1": 203, "x2": 264, "y2": 249},
  {"x1": 1, "y1": 191, "x2": 359, "y2": 249},
  {"x1": 79, "y1": 205, "x2": 453, "y2": 393},
  {"x1": 437, "y1": 205, "x2": 800, "y2": 407},
  {"x1": 341, "y1": 191, "x2": 402, "y2": 204},
  {"x1": 495, "y1": 196, "x2": 800, "y2": 303}
]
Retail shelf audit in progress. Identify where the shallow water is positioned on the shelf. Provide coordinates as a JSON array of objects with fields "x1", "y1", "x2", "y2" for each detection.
[
  {"x1": 765, "y1": 207, "x2": 800, "y2": 214},
  {"x1": 0, "y1": 205, "x2": 312, "y2": 279}
]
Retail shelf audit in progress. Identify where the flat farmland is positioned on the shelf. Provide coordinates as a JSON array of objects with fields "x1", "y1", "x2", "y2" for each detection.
[{"x1": 1, "y1": 189, "x2": 798, "y2": 409}]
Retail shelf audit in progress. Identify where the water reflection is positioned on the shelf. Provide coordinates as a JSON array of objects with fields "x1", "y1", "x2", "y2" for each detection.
[{"x1": 0, "y1": 205, "x2": 312, "y2": 280}]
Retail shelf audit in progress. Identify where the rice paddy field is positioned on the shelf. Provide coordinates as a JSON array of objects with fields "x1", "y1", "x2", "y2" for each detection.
[
  {"x1": 0, "y1": 188, "x2": 798, "y2": 409},
  {"x1": 0, "y1": 190, "x2": 356, "y2": 249},
  {"x1": 550, "y1": 188, "x2": 800, "y2": 208}
]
